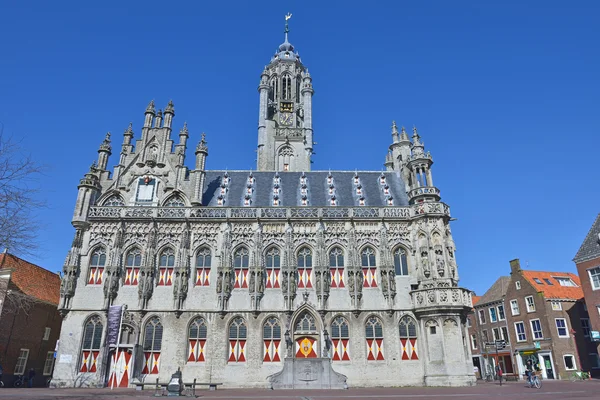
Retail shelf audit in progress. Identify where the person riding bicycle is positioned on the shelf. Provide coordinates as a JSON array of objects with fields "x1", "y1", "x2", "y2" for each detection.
[{"x1": 525, "y1": 359, "x2": 534, "y2": 384}]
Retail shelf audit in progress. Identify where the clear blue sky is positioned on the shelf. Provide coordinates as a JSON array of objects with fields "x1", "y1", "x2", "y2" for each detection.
[{"x1": 1, "y1": 1, "x2": 598, "y2": 296}]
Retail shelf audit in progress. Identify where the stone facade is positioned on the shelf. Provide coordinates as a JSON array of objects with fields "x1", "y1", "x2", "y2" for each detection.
[{"x1": 52, "y1": 22, "x2": 475, "y2": 389}]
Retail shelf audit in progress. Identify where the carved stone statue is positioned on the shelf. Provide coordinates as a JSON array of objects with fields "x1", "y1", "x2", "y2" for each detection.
[
  {"x1": 290, "y1": 273, "x2": 297, "y2": 296},
  {"x1": 257, "y1": 269, "x2": 264, "y2": 293},
  {"x1": 249, "y1": 270, "x2": 256, "y2": 292},
  {"x1": 389, "y1": 270, "x2": 396, "y2": 293},
  {"x1": 282, "y1": 271, "x2": 288, "y2": 294},
  {"x1": 316, "y1": 271, "x2": 322, "y2": 293},
  {"x1": 436, "y1": 254, "x2": 445, "y2": 277},
  {"x1": 347, "y1": 271, "x2": 355, "y2": 294},
  {"x1": 421, "y1": 252, "x2": 430, "y2": 277},
  {"x1": 380, "y1": 270, "x2": 388, "y2": 293},
  {"x1": 224, "y1": 271, "x2": 231, "y2": 294},
  {"x1": 216, "y1": 272, "x2": 223, "y2": 294},
  {"x1": 323, "y1": 270, "x2": 331, "y2": 293}
]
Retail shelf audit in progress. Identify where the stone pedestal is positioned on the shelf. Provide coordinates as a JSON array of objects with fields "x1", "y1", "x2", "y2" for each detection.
[{"x1": 268, "y1": 358, "x2": 347, "y2": 389}]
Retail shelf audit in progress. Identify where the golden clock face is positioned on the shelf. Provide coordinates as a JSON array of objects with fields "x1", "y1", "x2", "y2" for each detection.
[
  {"x1": 280, "y1": 102, "x2": 293, "y2": 113},
  {"x1": 279, "y1": 112, "x2": 293, "y2": 126}
]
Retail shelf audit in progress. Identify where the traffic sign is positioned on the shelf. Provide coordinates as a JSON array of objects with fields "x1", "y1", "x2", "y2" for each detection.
[{"x1": 495, "y1": 340, "x2": 506, "y2": 349}]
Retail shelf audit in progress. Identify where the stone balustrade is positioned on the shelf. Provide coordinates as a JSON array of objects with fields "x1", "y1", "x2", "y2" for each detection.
[
  {"x1": 410, "y1": 287, "x2": 473, "y2": 312},
  {"x1": 407, "y1": 186, "x2": 440, "y2": 199},
  {"x1": 88, "y1": 202, "x2": 451, "y2": 221}
]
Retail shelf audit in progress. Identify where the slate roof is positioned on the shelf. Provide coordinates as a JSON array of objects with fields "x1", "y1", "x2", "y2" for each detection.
[
  {"x1": 201, "y1": 170, "x2": 409, "y2": 207},
  {"x1": 0, "y1": 253, "x2": 60, "y2": 305},
  {"x1": 520, "y1": 270, "x2": 583, "y2": 300},
  {"x1": 475, "y1": 276, "x2": 510, "y2": 307},
  {"x1": 573, "y1": 213, "x2": 600, "y2": 263}
]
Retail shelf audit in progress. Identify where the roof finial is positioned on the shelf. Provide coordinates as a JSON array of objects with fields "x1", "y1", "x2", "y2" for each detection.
[{"x1": 284, "y1": 12, "x2": 292, "y2": 42}]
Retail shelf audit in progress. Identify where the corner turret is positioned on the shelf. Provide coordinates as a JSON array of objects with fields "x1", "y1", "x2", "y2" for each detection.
[
  {"x1": 192, "y1": 133, "x2": 209, "y2": 205},
  {"x1": 144, "y1": 100, "x2": 155, "y2": 128},
  {"x1": 96, "y1": 132, "x2": 111, "y2": 171}
]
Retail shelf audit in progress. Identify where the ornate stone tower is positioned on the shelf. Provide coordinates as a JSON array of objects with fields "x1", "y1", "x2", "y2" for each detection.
[{"x1": 257, "y1": 14, "x2": 314, "y2": 172}]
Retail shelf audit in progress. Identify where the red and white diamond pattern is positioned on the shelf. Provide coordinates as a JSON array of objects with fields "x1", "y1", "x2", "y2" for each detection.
[
  {"x1": 228, "y1": 340, "x2": 246, "y2": 362},
  {"x1": 295, "y1": 337, "x2": 318, "y2": 358},
  {"x1": 298, "y1": 268, "x2": 313, "y2": 289},
  {"x1": 108, "y1": 349, "x2": 132, "y2": 388},
  {"x1": 366, "y1": 339, "x2": 384, "y2": 361},
  {"x1": 332, "y1": 339, "x2": 350, "y2": 361},
  {"x1": 234, "y1": 269, "x2": 249, "y2": 289},
  {"x1": 142, "y1": 352, "x2": 160, "y2": 374},
  {"x1": 187, "y1": 339, "x2": 206, "y2": 362},
  {"x1": 400, "y1": 338, "x2": 419, "y2": 360},
  {"x1": 265, "y1": 269, "x2": 280, "y2": 289},
  {"x1": 88, "y1": 267, "x2": 104, "y2": 285},
  {"x1": 124, "y1": 267, "x2": 139, "y2": 285},
  {"x1": 330, "y1": 268, "x2": 345, "y2": 288},
  {"x1": 195, "y1": 268, "x2": 210, "y2": 286},
  {"x1": 263, "y1": 340, "x2": 282, "y2": 362},
  {"x1": 79, "y1": 350, "x2": 99, "y2": 373},
  {"x1": 362, "y1": 268, "x2": 378, "y2": 288},
  {"x1": 158, "y1": 268, "x2": 173, "y2": 286}
]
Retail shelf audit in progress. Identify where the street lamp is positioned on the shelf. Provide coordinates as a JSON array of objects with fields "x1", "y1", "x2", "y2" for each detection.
[
  {"x1": 285, "y1": 330, "x2": 292, "y2": 348},
  {"x1": 324, "y1": 329, "x2": 331, "y2": 351}
]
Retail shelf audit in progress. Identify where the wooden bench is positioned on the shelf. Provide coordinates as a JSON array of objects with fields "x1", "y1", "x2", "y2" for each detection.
[{"x1": 134, "y1": 379, "x2": 222, "y2": 396}]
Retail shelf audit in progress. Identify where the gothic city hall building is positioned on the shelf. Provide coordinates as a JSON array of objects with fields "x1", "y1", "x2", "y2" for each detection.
[{"x1": 53, "y1": 24, "x2": 475, "y2": 389}]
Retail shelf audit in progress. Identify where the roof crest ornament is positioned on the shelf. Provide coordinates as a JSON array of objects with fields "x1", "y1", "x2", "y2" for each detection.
[{"x1": 284, "y1": 12, "x2": 292, "y2": 41}]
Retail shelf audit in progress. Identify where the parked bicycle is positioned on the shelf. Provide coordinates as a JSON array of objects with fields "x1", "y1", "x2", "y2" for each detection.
[
  {"x1": 570, "y1": 371, "x2": 589, "y2": 381},
  {"x1": 526, "y1": 371, "x2": 542, "y2": 389},
  {"x1": 13, "y1": 375, "x2": 25, "y2": 388}
]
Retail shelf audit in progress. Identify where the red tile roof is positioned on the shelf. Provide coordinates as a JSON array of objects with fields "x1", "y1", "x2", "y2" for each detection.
[
  {"x1": 0, "y1": 253, "x2": 60, "y2": 305},
  {"x1": 472, "y1": 295, "x2": 482, "y2": 305},
  {"x1": 521, "y1": 270, "x2": 583, "y2": 300}
]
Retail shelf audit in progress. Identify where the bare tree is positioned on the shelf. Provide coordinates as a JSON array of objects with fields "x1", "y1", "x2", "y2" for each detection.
[{"x1": 0, "y1": 124, "x2": 45, "y2": 256}]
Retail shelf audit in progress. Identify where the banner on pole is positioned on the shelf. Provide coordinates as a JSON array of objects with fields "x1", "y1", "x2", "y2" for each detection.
[{"x1": 107, "y1": 305, "x2": 123, "y2": 347}]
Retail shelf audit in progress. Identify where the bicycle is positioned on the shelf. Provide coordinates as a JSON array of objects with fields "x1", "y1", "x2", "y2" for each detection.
[
  {"x1": 484, "y1": 372, "x2": 494, "y2": 382},
  {"x1": 525, "y1": 371, "x2": 542, "y2": 389},
  {"x1": 570, "y1": 371, "x2": 589, "y2": 382},
  {"x1": 13, "y1": 375, "x2": 25, "y2": 388}
]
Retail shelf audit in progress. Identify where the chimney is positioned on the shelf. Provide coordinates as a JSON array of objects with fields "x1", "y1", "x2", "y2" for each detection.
[{"x1": 509, "y1": 259, "x2": 521, "y2": 275}]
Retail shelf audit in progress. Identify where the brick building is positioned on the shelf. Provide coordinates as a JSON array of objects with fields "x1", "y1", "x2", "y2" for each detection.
[
  {"x1": 573, "y1": 213, "x2": 600, "y2": 372},
  {"x1": 467, "y1": 296, "x2": 482, "y2": 378},
  {"x1": 0, "y1": 252, "x2": 62, "y2": 387},
  {"x1": 504, "y1": 259, "x2": 598, "y2": 379}
]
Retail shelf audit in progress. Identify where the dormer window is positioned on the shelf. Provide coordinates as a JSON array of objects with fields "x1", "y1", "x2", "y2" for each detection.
[
  {"x1": 359, "y1": 197, "x2": 365, "y2": 206},
  {"x1": 136, "y1": 176, "x2": 156, "y2": 203},
  {"x1": 387, "y1": 197, "x2": 394, "y2": 206},
  {"x1": 283, "y1": 164, "x2": 289, "y2": 171},
  {"x1": 220, "y1": 186, "x2": 227, "y2": 195},
  {"x1": 217, "y1": 196, "x2": 224, "y2": 206},
  {"x1": 244, "y1": 198, "x2": 251, "y2": 206},
  {"x1": 327, "y1": 174, "x2": 333, "y2": 185},
  {"x1": 330, "y1": 197, "x2": 337, "y2": 206},
  {"x1": 354, "y1": 175, "x2": 360, "y2": 185},
  {"x1": 329, "y1": 186, "x2": 335, "y2": 195},
  {"x1": 383, "y1": 185, "x2": 390, "y2": 195},
  {"x1": 356, "y1": 185, "x2": 362, "y2": 195},
  {"x1": 380, "y1": 175, "x2": 386, "y2": 185},
  {"x1": 273, "y1": 198, "x2": 279, "y2": 206}
]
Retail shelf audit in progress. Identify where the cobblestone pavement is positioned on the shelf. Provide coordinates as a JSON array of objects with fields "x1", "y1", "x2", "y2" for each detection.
[{"x1": 0, "y1": 380, "x2": 599, "y2": 400}]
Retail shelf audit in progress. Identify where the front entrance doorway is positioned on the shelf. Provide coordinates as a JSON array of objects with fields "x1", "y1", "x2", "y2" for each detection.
[
  {"x1": 293, "y1": 311, "x2": 319, "y2": 358},
  {"x1": 542, "y1": 355, "x2": 555, "y2": 379},
  {"x1": 107, "y1": 324, "x2": 136, "y2": 388}
]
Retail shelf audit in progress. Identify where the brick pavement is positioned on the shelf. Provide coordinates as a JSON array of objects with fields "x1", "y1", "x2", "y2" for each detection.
[{"x1": 0, "y1": 381, "x2": 598, "y2": 400}]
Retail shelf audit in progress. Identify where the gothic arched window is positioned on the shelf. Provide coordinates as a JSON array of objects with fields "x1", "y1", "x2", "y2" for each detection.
[
  {"x1": 270, "y1": 77, "x2": 278, "y2": 101},
  {"x1": 393, "y1": 247, "x2": 409, "y2": 276},
  {"x1": 265, "y1": 247, "x2": 281, "y2": 289},
  {"x1": 228, "y1": 317, "x2": 247, "y2": 363},
  {"x1": 79, "y1": 315, "x2": 103, "y2": 373},
  {"x1": 295, "y1": 311, "x2": 317, "y2": 333},
  {"x1": 103, "y1": 194, "x2": 124, "y2": 206},
  {"x1": 399, "y1": 316, "x2": 419, "y2": 360},
  {"x1": 361, "y1": 246, "x2": 378, "y2": 288},
  {"x1": 282, "y1": 75, "x2": 292, "y2": 100},
  {"x1": 158, "y1": 248, "x2": 175, "y2": 286},
  {"x1": 331, "y1": 316, "x2": 350, "y2": 361},
  {"x1": 188, "y1": 317, "x2": 207, "y2": 362},
  {"x1": 296, "y1": 75, "x2": 301, "y2": 103},
  {"x1": 195, "y1": 247, "x2": 211, "y2": 286},
  {"x1": 297, "y1": 247, "x2": 313, "y2": 289},
  {"x1": 88, "y1": 247, "x2": 106, "y2": 285},
  {"x1": 263, "y1": 317, "x2": 282, "y2": 362},
  {"x1": 142, "y1": 317, "x2": 163, "y2": 374},
  {"x1": 278, "y1": 146, "x2": 294, "y2": 172},
  {"x1": 365, "y1": 316, "x2": 384, "y2": 361},
  {"x1": 124, "y1": 247, "x2": 142, "y2": 285},
  {"x1": 164, "y1": 195, "x2": 185, "y2": 207},
  {"x1": 233, "y1": 247, "x2": 249, "y2": 289},
  {"x1": 329, "y1": 247, "x2": 345, "y2": 288}
]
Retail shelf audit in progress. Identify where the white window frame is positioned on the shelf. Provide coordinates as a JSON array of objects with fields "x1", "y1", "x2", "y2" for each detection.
[
  {"x1": 581, "y1": 318, "x2": 591, "y2": 337},
  {"x1": 555, "y1": 277, "x2": 577, "y2": 287},
  {"x1": 14, "y1": 348, "x2": 29, "y2": 375},
  {"x1": 478, "y1": 309, "x2": 486, "y2": 324},
  {"x1": 471, "y1": 334, "x2": 477, "y2": 350},
  {"x1": 551, "y1": 301, "x2": 562, "y2": 311},
  {"x1": 489, "y1": 307, "x2": 498, "y2": 323},
  {"x1": 555, "y1": 318, "x2": 569, "y2": 338},
  {"x1": 492, "y1": 327, "x2": 500, "y2": 341},
  {"x1": 515, "y1": 322, "x2": 526, "y2": 342},
  {"x1": 530, "y1": 319, "x2": 543, "y2": 340},
  {"x1": 43, "y1": 327, "x2": 51, "y2": 341},
  {"x1": 497, "y1": 305, "x2": 506, "y2": 321},
  {"x1": 467, "y1": 317, "x2": 472, "y2": 328},
  {"x1": 589, "y1": 267, "x2": 600, "y2": 290},
  {"x1": 501, "y1": 326, "x2": 510, "y2": 343},
  {"x1": 563, "y1": 354, "x2": 577, "y2": 370},
  {"x1": 525, "y1": 296, "x2": 536, "y2": 312},
  {"x1": 589, "y1": 353, "x2": 600, "y2": 369},
  {"x1": 510, "y1": 299, "x2": 520, "y2": 316},
  {"x1": 515, "y1": 281, "x2": 521, "y2": 290},
  {"x1": 43, "y1": 351, "x2": 55, "y2": 375}
]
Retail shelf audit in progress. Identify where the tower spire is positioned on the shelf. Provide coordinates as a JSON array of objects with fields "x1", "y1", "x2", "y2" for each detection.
[{"x1": 284, "y1": 12, "x2": 292, "y2": 43}]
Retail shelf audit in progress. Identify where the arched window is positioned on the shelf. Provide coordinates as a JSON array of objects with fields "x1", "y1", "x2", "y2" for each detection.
[
  {"x1": 195, "y1": 247, "x2": 211, "y2": 286},
  {"x1": 142, "y1": 317, "x2": 163, "y2": 374},
  {"x1": 265, "y1": 247, "x2": 281, "y2": 289},
  {"x1": 331, "y1": 316, "x2": 350, "y2": 361},
  {"x1": 393, "y1": 247, "x2": 409, "y2": 276},
  {"x1": 296, "y1": 76, "x2": 301, "y2": 103},
  {"x1": 329, "y1": 247, "x2": 345, "y2": 288},
  {"x1": 295, "y1": 311, "x2": 317, "y2": 333},
  {"x1": 294, "y1": 311, "x2": 318, "y2": 358},
  {"x1": 263, "y1": 317, "x2": 282, "y2": 363},
  {"x1": 124, "y1": 247, "x2": 141, "y2": 285},
  {"x1": 297, "y1": 247, "x2": 313, "y2": 289},
  {"x1": 228, "y1": 317, "x2": 247, "y2": 363},
  {"x1": 164, "y1": 195, "x2": 185, "y2": 207},
  {"x1": 365, "y1": 316, "x2": 384, "y2": 361},
  {"x1": 79, "y1": 316, "x2": 103, "y2": 373},
  {"x1": 278, "y1": 146, "x2": 294, "y2": 172},
  {"x1": 399, "y1": 316, "x2": 419, "y2": 360},
  {"x1": 103, "y1": 194, "x2": 124, "y2": 206},
  {"x1": 88, "y1": 247, "x2": 106, "y2": 285},
  {"x1": 233, "y1": 247, "x2": 249, "y2": 289},
  {"x1": 188, "y1": 317, "x2": 207, "y2": 362},
  {"x1": 282, "y1": 75, "x2": 292, "y2": 100},
  {"x1": 270, "y1": 77, "x2": 278, "y2": 101},
  {"x1": 361, "y1": 247, "x2": 378, "y2": 288},
  {"x1": 158, "y1": 248, "x2": 175, "y2": 286}
]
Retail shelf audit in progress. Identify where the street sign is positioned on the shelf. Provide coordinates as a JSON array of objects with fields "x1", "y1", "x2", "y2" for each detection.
[
  {"x1": 495, "y1": 340, "x2": 506, "y2": 349},
  {"x1": 591, "y1": 331, "x2": 600, "y2": 342}
]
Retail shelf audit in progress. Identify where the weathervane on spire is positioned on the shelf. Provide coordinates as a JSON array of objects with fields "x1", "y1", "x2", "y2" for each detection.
[{"x1": 285, "y1": 12, "x2": 292, "y2": 35}]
